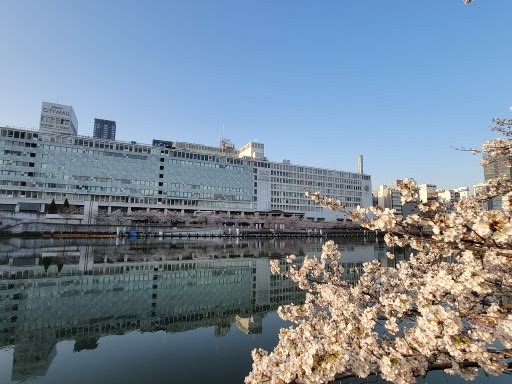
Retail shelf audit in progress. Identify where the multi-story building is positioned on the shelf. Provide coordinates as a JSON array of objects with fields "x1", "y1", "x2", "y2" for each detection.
[
  {"x1": 481, "y1": 154, "x2": 511, "y2": 210},
  {"x1": 375, "y1": 179, "x2": 418, "y2": 217},
  {"x1": 437, "y1": 187, "x2": 470, "y2": 204},
  {"x1": 377, "y1": 185, "x2": 402, "y2": 215},
  {"x1": 483, "y1": 154, "x2": 512, "y2": 182},
  {"x1": 93, "y1": 118, "x2": 116, "y2": 140},
  {"x1": 39, "y1": 102, "x2": 77, "y2": 136},
  {"x1": 0, "y1": 121, "x2": 372, "y2": 221},
  {"x1": 473, "y1": 182, "x2": 495, "y2": 210},
  {"x1": 418, "y1": 183, "x2": 438, "y2": 203}
]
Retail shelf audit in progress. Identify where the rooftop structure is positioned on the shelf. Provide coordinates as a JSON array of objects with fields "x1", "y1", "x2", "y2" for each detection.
[{"x1": 39, "y1": 102, "x2": 77, "y2": 136}]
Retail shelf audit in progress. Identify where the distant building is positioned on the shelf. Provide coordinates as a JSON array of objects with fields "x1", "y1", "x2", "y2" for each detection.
[
  {"x1": 481, "y1": 154, "x2": 511, "y2": 210},
  {"x1": 393, "y1": 179, "x2": 419, "y2": 216},
  {"x1": 377, "y1": 185, "x2": 402, "y2": 215},
  {"x1": 376, "y1": 179, "x2": 418, "y2": 217},
  {"x1": 39, "y1": 102, "x2": 77, "y2": 136},
  {"x1": 418, "y1": 184, "x2": 438, "y2": 203},
  {"x1": 93, "y1": 119, "x2": 116, "y2": 140},
  {"x1": 437, "y1": 187, "x2": 470, "y2": 204},
  {"x1": 483, "y1": 154, "x2": 512, "y2": 182},
  {"x1": 474, "y1": 182, "x2": 494, "y2": 210}
]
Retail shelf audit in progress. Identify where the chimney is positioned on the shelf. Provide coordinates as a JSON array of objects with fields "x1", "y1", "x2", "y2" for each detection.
[{"x1": 358, "y1": 155, "x2": 364, "y2": 175}]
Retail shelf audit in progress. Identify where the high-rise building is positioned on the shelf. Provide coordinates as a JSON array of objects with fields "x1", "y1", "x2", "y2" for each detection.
[
  {"x1": 483, "y1": 154, "x2": 512, "y2": 182},
  {"x1": 39, "y1": 102, "x2": 77, "y2": 136},
  {"x1": 473, "y1": 182, "x2": 494, "y2": 210},
  {"x1": 481, "y1": 154, "x2": 511, "y2": 209},
  {"x1": 93, "y1": 119, "x2": 116, "y2": 140}
]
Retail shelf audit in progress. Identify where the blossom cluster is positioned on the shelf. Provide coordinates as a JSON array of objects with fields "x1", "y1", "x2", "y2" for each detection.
[{"x1": 246, "y1": 120, "x2": 512, "y2": 384}]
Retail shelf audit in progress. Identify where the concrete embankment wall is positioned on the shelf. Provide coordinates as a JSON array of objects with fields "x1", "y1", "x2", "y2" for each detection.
[{"x1": 0, "y1": 221, "x2": 378, "y2": 238}]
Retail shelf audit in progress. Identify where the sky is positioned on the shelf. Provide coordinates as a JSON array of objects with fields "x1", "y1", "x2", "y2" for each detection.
[{"x1": 0, "y1": 0, "x2": 510, "y2": 191}]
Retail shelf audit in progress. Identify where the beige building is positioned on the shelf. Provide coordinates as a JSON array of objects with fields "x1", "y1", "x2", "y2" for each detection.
[
  {"x1": 376, "y1": 179, "x2": 419, "y2": 217},
  {"x1": 437, "y1": 187, "x2": 470, "y2": 204},
  {"x1": 418, "y1": 184, "x2": 438, "y2": 203},
  {"x1": 377, "y1": 185, "x2": 402, "y2": 215}
]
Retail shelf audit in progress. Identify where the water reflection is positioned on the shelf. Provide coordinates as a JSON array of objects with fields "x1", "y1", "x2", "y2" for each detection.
[{"x1": 0, "y1": 237, "x2": 383, "y2": 383}]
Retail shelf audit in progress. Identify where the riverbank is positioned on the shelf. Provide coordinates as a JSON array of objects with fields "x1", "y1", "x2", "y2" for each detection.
[{"x1": 0, "y1": 221, "x2": 380, "y2": 239}]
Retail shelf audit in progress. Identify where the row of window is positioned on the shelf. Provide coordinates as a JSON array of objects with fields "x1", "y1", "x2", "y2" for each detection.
[
  {"x1": 0, "y1": 129, "x2": 39, "y2": 140},
  {"x1": 3, "y1": 149, "x2": 35, "y2": 157},
  {"x1": 271, "y1": 190, "x2": 362, "y2": 198},
  {"x1": 1, "y1": 128, "x2": 370, "y2": 179},
  {"x1": 271, "y1": 169, "x2": 364, "y2": 181},
  {"x1": 37, "y1": 144, "x2": 148, "y2": 161},
  {"x1": 168, "y1": 158, "x2": 246, "y2": 172},
  {"x1": 166, "y1": 183, "x2": 245, "y2": 193},
  {"x1": 41, "y1": 115, "x2": 72, "y2": 126},
  {"x1": 0, "y1": 160, "x2": 35, "y2": 167},
  {"x1": 270, "y1": 178, "x2": 364, "y2": 190}
]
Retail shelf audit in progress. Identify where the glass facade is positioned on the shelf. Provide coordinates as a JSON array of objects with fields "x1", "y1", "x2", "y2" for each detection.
[{"x1": 0, "y1": 126, "x2": 372, "y2": 217}]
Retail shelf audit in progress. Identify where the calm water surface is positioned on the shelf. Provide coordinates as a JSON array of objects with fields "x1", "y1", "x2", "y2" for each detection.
[{"x1": 0, "y1": 237, "x2": 507, "y2": 384}]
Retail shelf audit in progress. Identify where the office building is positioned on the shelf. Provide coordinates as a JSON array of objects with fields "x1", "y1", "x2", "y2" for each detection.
[
  {"x1": 481, "y1": 154, "x2": 512, "y2": 210},
  {"x1": 93, "y1": 119, "x2": 116, "y2": 140},
  {"x1": 473, "y1": 182, "x2": 495, "y2": 210},
  {"x1": 377, "y1": 185, "x2": 402, "y2": 215},
  {"x1": 483, "y1": 154, "x2": 512, "y2": 182},
  {"x1": 418, "y1": 184, "x2": 438, "y2": 203},
  {"x1": 437, "y1": 187, "x2": 470, "y2": 204},
  {"x1": 0, "y1": 108, "x2": 372, "y2": 221},
  {"x1": 376, "y1": 179, "x2": 418, "y2": 217},
  {"x1": 39, "y1": 102, "x2": 77, "y2": 136}
]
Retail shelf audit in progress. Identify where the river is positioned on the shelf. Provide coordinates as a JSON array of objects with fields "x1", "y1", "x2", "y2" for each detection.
[{"x1": 0, "y1": 237, "x2": 506, "y2": 383}]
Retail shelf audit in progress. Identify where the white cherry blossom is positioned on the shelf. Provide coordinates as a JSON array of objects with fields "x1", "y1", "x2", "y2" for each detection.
[{"x1": 246, "y1": 119, "x2": 512, "y2": 384}]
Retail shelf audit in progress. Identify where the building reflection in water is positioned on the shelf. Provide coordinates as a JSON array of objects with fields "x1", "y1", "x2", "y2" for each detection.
[{"x1": 0, "y1": 237, "x2": 383, "y2": 382}]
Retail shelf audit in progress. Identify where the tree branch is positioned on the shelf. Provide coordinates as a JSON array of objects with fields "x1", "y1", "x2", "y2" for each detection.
[{"x1": 330, "y1": 361, "x2": 512, "y2": 383}]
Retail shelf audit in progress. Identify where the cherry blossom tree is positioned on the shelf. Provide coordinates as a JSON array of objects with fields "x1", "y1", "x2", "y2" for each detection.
[
  {"x1": 245, "y1": 120, "x2": 512, "y2": 384},
  {"x1": 93, "y1": 208, "x2": 130, "y2": 225}
]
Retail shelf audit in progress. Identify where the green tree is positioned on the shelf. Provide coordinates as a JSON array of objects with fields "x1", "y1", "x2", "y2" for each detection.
[{"x1": 47, "y1": 199, "x2": 58, "y2": 214}]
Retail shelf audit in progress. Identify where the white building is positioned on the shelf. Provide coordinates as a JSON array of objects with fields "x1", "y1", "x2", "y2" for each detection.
[
  {"x1": 473, "y1": 182, "x2": 497, "y2": 210},
  {"x1": 39, "y1": 102, "x2": 78, "y2": 136},
  {"x1": 375, "y1": 179, "x2": 419, "y2": 217},
  {"x1": 0, "y1": 124, "x2": 372, "y2": 222},
  {"x1": 377, "y1": 185, "x2": 402, "y2": 215},
  {"x1": 437, "y1": 187, "x2": 470, "y2": 204},
  {"x1": 418, "y1": 184, "x2": 438, "y2": 203}
]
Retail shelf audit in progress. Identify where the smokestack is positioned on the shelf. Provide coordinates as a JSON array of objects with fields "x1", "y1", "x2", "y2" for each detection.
[{"x1": 358, "y1": 155, "x2": 364, "y2": 175}]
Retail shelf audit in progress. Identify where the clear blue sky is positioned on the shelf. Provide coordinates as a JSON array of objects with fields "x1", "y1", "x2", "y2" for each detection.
[{"x1": 0, "y1": 0, "x2": 510, "y2": 191}]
